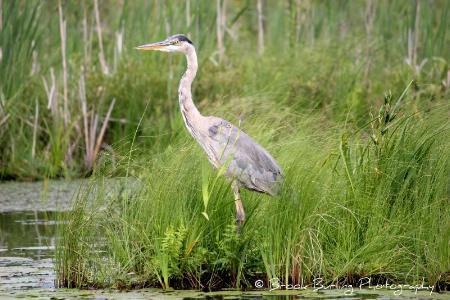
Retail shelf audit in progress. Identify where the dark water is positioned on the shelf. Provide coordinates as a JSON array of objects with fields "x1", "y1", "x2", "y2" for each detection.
[
  {"x1": 0, "y1": 182, "x2": 447, "y2": 299},
  {"x1": 0, "y1": 180, "x2": 76, "y2": 294},
  {"x1": 0, "y1": 211, "x2": 60, "y2": 258},
  {"x1": 0, "y1": 211, "x2": 62, "y2": 290}
]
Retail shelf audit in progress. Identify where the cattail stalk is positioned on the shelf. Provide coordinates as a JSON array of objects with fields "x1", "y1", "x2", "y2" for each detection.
[
  {"x1": 216, "y1": 0, "x2": 225, "y2": 62},
  {"x1": 94, "y1": 0, "x2": 109, "y2": 75},
  {"x1": 58, "y1": 0, "x2": 68, "y2": 127},
  {"x1": 83, "y1": 3, "x2": 88, "y2": 68},
  {"x1": 295, "y1": 0, "x2": 302, "y2": 49},
  {"x1": 257, "y1": 0, "x2": 264, "y2": 55},
  {"x1": 413, "y1": 0, "x2": 420, "y2": 75},
  {"x1": 363, "y1": 0, "x2": 376, "y2": 88},
  {"x1": 78, "y1": 74, "x2": 91, "y2": 167},
  {"x1": 93, "y1": 98, "x2": 115, "y2": 162},
  {"x1": 42, "y1": 68, "x2": 56, "y2": 110},
  {"x1": 0, "y1": 114, "x2": 10, "y2": 128},
  {"x1": 186, "y1": 0, "x2": 191, "y2": 38},
  {"x1": 32, "y1": 100, "x2": 39, "y2": 160},
  {"x1": 0, "y1": 0, "x2": 2, "y2": 32}
]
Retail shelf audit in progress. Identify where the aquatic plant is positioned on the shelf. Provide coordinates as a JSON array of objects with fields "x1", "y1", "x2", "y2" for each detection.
[{"x1": 56, "y1": 85, "x2": 450, "y2": 290}]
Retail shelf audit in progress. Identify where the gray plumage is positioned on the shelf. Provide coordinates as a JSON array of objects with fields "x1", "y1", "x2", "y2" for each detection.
[
  {"x1": 136, "y1": 34, "x2": 284, "y2": 232},
  {"x1": 204, "y1": 117, "x2": 283, "y2": 196}
]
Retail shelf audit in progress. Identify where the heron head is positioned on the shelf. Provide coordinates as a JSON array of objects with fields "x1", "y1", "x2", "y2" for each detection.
[{"x1": 135, "y1": 34, "x2": 193, "y2": 53}]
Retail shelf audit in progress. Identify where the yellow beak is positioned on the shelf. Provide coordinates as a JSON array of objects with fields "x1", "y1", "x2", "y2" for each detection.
[{"x1": 135, "y1": 41, "x2": 167, "y2": 51}]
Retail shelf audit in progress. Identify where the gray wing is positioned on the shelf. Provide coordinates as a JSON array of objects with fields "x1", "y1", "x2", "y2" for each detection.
[{"x1": 206, "y1": 117, "x2": 284, "y2": 196}]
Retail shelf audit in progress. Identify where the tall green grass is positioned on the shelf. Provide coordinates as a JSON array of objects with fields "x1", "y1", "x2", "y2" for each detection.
[
  {"x1": 1, "y1": 1, "x2": 449, "y2": 179},
  {"x1": 2, "y1": 0, "x2": 448, "y2": 292},
  {"x1": 56, "y1": 87, "x2": 449, "y2": 290}
]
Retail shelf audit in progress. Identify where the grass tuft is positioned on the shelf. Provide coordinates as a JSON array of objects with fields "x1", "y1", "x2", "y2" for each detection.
[{"x1": 57, "y1": 91, "x2": 449, "y2": 290}]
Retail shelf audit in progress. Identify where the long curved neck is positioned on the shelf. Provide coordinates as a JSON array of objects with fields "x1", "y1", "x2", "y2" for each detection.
[{"x1": 179, "y1": 45, "x2": 201, "y2": 121}]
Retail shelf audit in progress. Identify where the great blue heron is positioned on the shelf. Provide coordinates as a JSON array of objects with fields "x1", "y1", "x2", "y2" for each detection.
[{"x1": 136, "y1": 34, "x2": 283, "y2": 232}]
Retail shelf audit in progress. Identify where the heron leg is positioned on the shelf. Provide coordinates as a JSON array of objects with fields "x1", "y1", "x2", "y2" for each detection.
[{"x1": 232, "y1": 181, "x2": 246, "y2": 234}]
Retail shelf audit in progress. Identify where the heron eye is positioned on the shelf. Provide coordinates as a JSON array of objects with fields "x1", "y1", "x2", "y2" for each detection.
[{"x1": 173, "y1": 40, "x2": 179, "y2": 45}]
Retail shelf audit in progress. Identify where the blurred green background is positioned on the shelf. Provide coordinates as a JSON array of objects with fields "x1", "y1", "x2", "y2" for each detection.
[{"x1": 0, "y1": 0, "x2": 449, "y2": 180}]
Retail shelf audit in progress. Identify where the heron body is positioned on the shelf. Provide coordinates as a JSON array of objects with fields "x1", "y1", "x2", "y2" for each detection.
[{"x1": 136, "y1": 34, "x2": 284, "y2": 232}]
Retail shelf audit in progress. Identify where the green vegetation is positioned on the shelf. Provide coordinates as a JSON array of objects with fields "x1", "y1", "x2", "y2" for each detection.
[
  {"x1": 1, "y1": 0, "x2": 448, "y2": 292},
  {"x1": 56, "y1": 89, "x2": 449, "y2": 290},
  {"x1": 1, "y1": 0, "x2": 448, "y2": 179}
]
